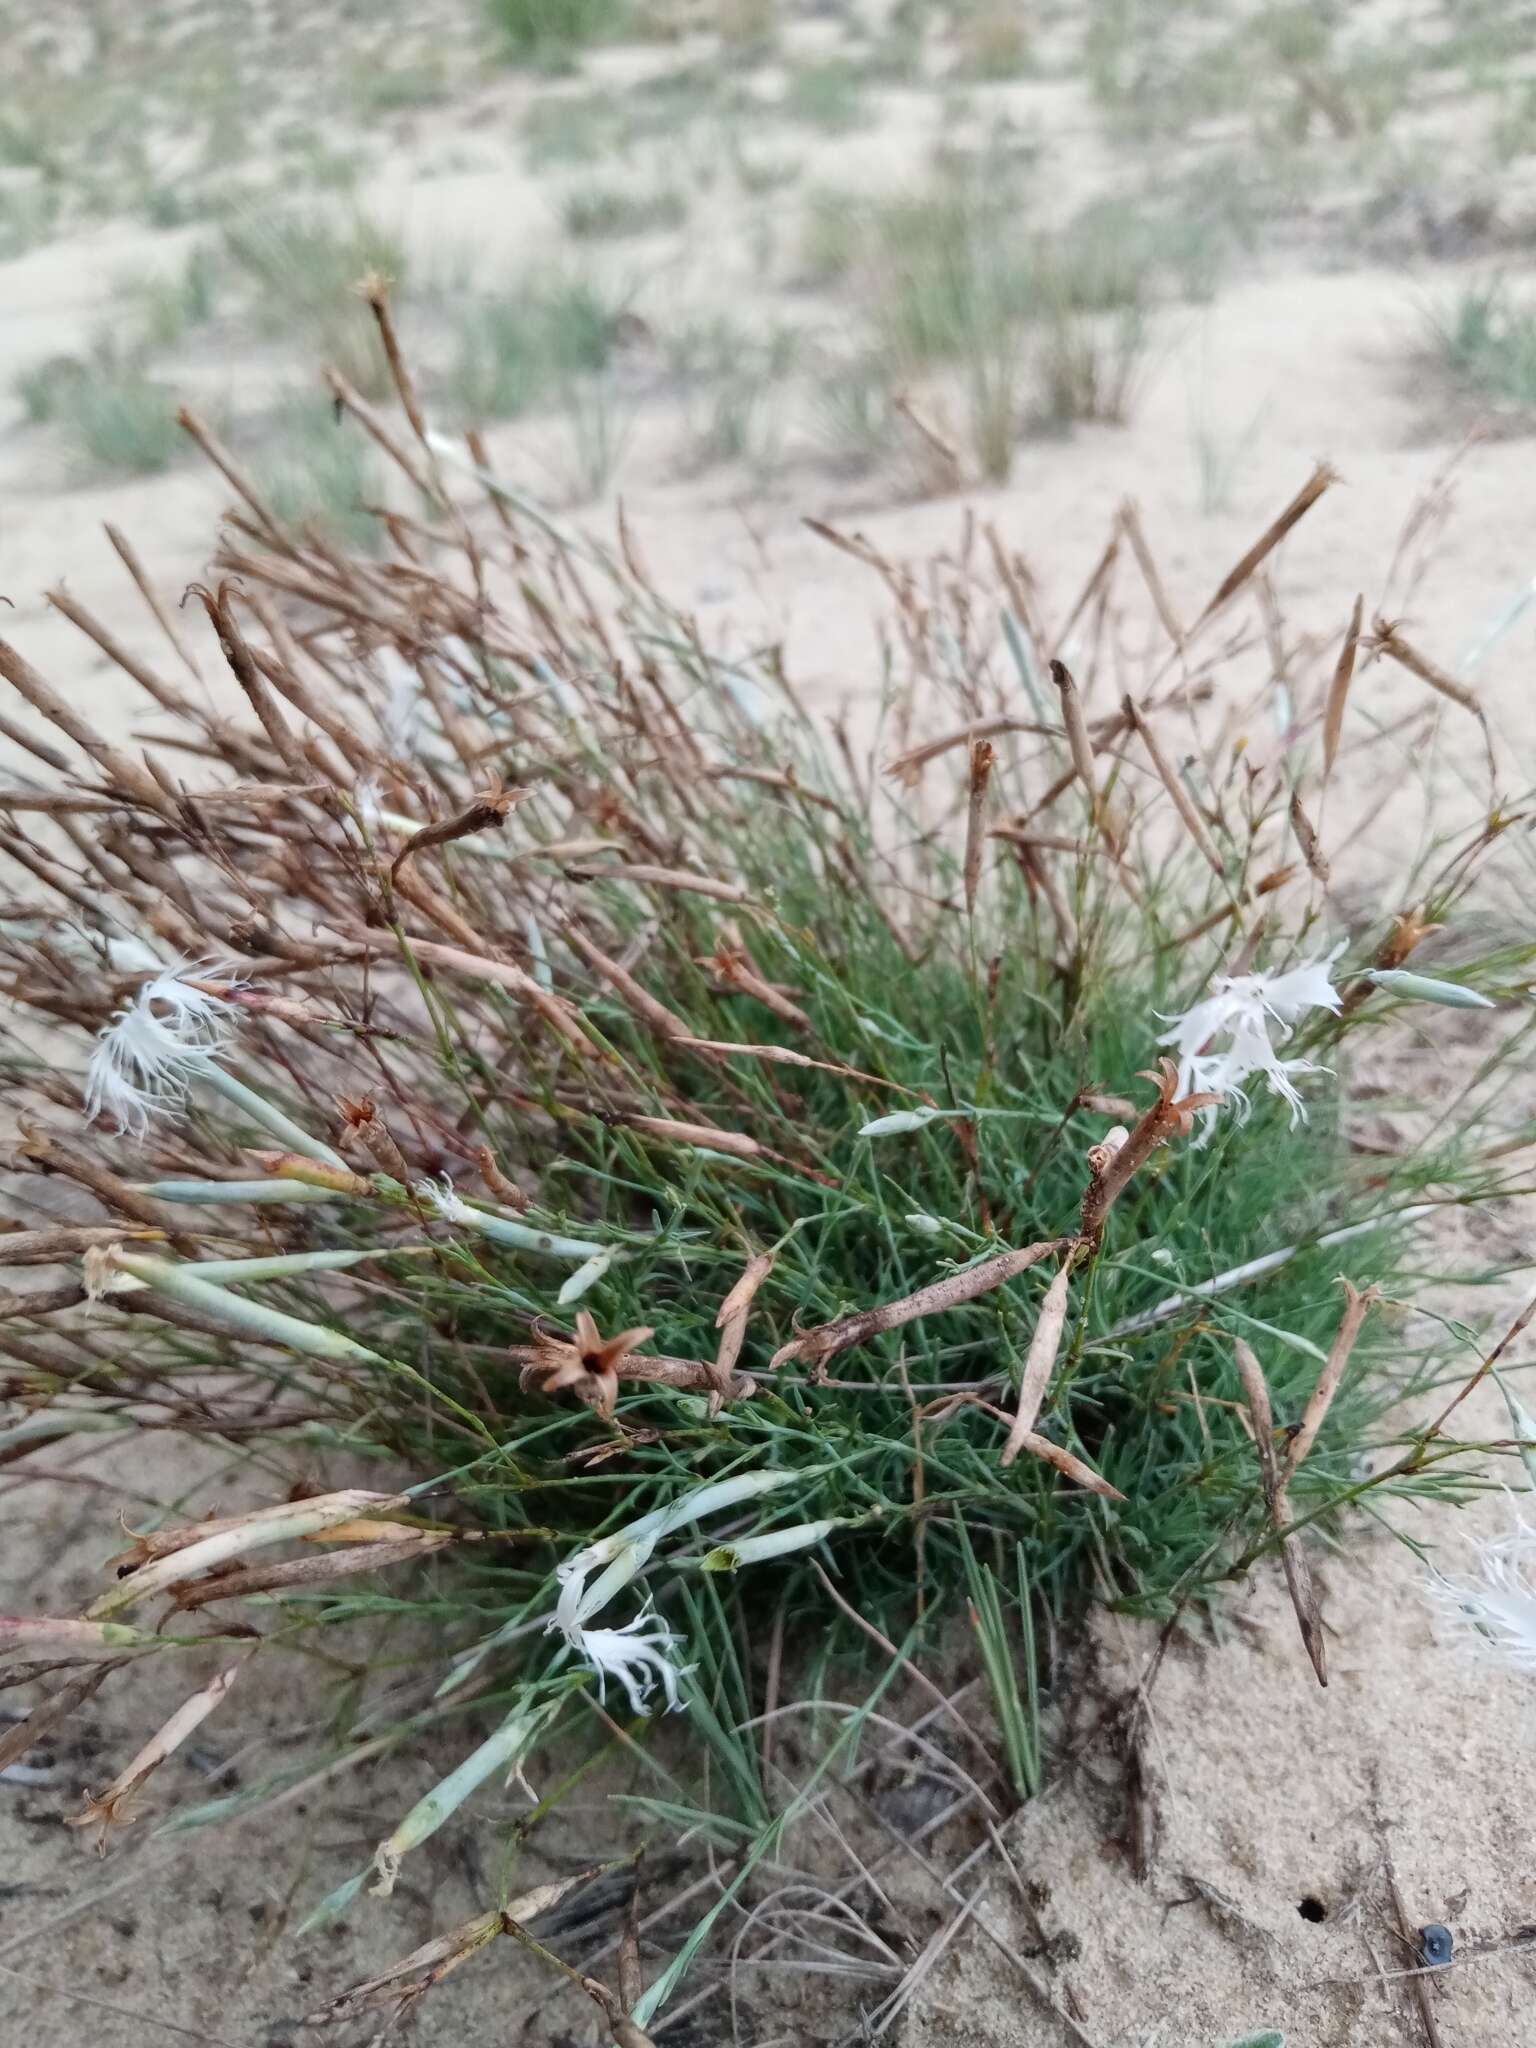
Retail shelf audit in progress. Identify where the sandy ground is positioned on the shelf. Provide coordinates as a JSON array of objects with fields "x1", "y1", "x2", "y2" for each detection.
[
  {"x1": 5, "y1": 4, "x2": 1536, "y2": 2043},
  {"x1": 914, "y1": 1381, "x2": 1536, "y2": 2048}
]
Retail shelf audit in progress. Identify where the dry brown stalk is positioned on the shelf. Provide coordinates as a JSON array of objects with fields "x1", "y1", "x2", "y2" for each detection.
[
  {"x1": 703, "y1": 764, "x2": 844, "y2": 814},
  {"x1": 1000, "y1": 1252, "x2": 1076, "y2": 1466},
  {"x1": 1049, "y1": 658, "x2": 1098, "y2": 803},
  {"x1": 1078, "y1": 1062, "x2": 1219, "y2": 1242},
  {"x1": 175, "y1": 406, "x2": 291, "y2": 549},
  {"x1": 1007, "y1": 834, "x2": 1078, "y2": 956},
  {"x1": 189, "y1": 582, "x2": 314, "y2": 785},
  {"x1": 388, "y1": 787, "x2": 528, "y2": 881},
  {"x1": 1321, "y1": 592, "x2": 1364, "y2": 781},
  {"x1": 45, "y1": 585, "x2": 194, "y2": 720},
  {"x1": 988, "y1": 827, "x2": 1095, "y2": 856},
  {"x1": 361, "y1": 273, "x2": 429, "y2": 449},
  {"x1": 322, "y1": 364, "x2": 436, "y2": 497},
  {"x1": 963, "y1": 738, "x2": 994, "y2": 918},
  {"x1": 920, "y1": 1390, "x2": 1121, "y2": 1498},
  {"x1": 711, "y1": 1250, "x2": 775, "y2": 1407},
  {"x1": 1370, "y1": 615, "x2": 1497, "y2": 780},
  {"x1": 1288, "y1": 786, "x2": 1331, "y2": 886},
  {"x1": 624, "y1": 1114, "x2": 761, "y2": 1160},
  {"x1": 1052, "y1": 528, "x2": 1120, "y2": 656},
  {"x1": 1122, "y1": 694, "x2": 1227, "y2": 884},
  {"x1": 168, "y1": 1533, "x2": 453, "y2": 1611},
  {"x1": 701, "y1": 925, "x2": 811, "y2": 1028},
  {"x1": 673, "y1": 1036, "x2": 904, "y2": 1091},
  {"x1": 564, "y1": 923, "x2": 691, "y2": 1042},
  {"x1": 0, "y1": 712, "x2": 70, "y2": 773},
  {"x1": 568, "y1": 860, "x2": 748, "y2": 904},
  {"x1": 770, "y1": 1239, "x2": 1064, "y2": 1375},
  {"x1": 1192, "y1": 463, "x2": 1337, "y2": 629},
  {"x1": 244, "y1": 598, "x2": 386, "y2": 775},
  {"x1": 1280, "y1": 1279, "x2": 1379, "y2": 1485},
  {"x1": 70, "y1": 1657, "x2": 246, "y2": 1847},
  {"x1": 0, "y1": 638, "x2": 169, "y2": 813},
  {"x1": 1232, "y1": 1337, "x2": 1327, "y2": 1686},
  {"x1": 385, "y1": 861, "x2": 490, "y2": 954},
  {"x1": 1119, "y1": 499, "x2": 1185, "y2": 647},
  {"x1": 0, "y1": 1665, "x2": 116, "y2": 1777},
  {"x1": 1012, "y1": 1425, "x2": 1122, "y2": 1498},
  {"x1": 252, "y1": 1151, "x2": 375, "y2": 1194},
  {"x1": 1369, "y1": 616, "x2": 1478, "y2": 712},
  {"x1": 303, "y1": 1908, "x2": 505, "y2": 2028},
  {"x1": 305, "y1": 1867, "x2": 619, "y2": 2031},
  {"x1": 375, "y1": 936, "x2": 600, "y2": 1060},
  {"x1": 104, "y1": 522, "x2": 203, "y2": 682},
  {"x1": 0, "y1": 1225, "x2": 164, "y2": 1265},
  {"x1": 883, "y1": 714, "x2": 1048, "y2": 784},
  {"x1": 337, "y1": 1096, "x2": 414, "y2": 1186}
]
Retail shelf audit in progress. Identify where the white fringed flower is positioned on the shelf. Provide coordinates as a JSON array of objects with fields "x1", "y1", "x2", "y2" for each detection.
[
  {"x1": 417, "y1": 1175, "x2": 477, "y2": 1228},
  {"x1": 574, "y1": 1609, "x2": 689, "y2": 1715},
  {"x1": 1159, "y1": 946, "x2": 1344, "y2": 1139},
  {"x1": 547, "y1": 1469, "x2": 810, "y2": 1714},
  {"x1": 1427, "y1": 1513, "x2": 1536, "y2": 1676},
  {"x1": 353, "y1": 774, "x2": 384, "y2": 834},
  {"x1": 553, "y1": 1534, "x2": 690, "y2": 1713},
  {"x1": 85, "y1": 966, "x2": 238, "y2": 1138}
]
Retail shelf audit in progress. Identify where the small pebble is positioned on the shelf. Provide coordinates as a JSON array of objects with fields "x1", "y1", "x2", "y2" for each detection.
[{"x1": 1419, "y1": 1922, "x2": 1454, "y2": 1968}]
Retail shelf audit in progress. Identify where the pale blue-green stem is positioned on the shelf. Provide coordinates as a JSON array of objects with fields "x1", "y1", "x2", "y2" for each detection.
[{"x1": 198, "y1": 1065, "x2": 348, "y2": 1168}]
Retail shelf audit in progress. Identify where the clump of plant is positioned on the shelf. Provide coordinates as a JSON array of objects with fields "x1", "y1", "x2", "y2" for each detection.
[
  {"x1": 252, "y1": 392, "x2": 388, "y2": 550},
  {"x1": 444, "y1": 267, "x2": 627, "y2": 425},
  {"x1": 820, "y1": 164, "x2": 1156, "y2": 477},
  {"x1": 221, "y1": 204, "x2": 409, "y2": 397},
  {"x1": 1433, "y1": 277, "x2": 1536, "y2": 415},
  {"x1": 486, "y1": 0, "x2": 627, "y2": 64},
  {"x1": 13, "y1": 332, "x2": 183, "y2": 478},
  {"x1": 0, "y1": 326, "x2": 1528, "y2": 2038},
  {"x1": 561, "y1": 180, "x2": 688, "y2": 240},
  {"x1": 784, "y1": 57, "x2": 871, "y2": 132}
]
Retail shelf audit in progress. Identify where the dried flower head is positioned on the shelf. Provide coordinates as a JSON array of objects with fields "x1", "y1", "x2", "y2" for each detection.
[
  {"x1": 85, "y1": 965, "x2": 239, "y2": 1137},
  {"x1": 527, "y1": 1311, "x2": 655, "y2": 1419}
]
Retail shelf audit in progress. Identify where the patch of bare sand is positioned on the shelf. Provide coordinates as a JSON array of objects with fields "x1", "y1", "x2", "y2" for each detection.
[
  {"x1": 0, "y1": 1429, "x2": 642, "y2": 2047},
  {"x1": 911, "y1": 1365, "x2": 1536, "y2": 2048}
]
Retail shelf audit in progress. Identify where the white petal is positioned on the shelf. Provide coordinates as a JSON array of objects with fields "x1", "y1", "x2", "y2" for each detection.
[
  {"x1": 84, "y1": 967, "x2": 238, "y2": 1137},
  {"x1": 1427, "y1": 1515, "x2": 1536, "y2": 1675}
]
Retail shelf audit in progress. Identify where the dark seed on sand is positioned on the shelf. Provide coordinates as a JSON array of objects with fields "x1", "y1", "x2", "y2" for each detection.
[{"x1": 1418, "y1": 1923, "x2": 1453, "y2": 1968}]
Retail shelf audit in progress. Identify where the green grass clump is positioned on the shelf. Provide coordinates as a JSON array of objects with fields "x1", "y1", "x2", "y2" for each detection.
[
  {"x1": 221, "y1": 205, "x2": 408, "y2": 397},
  {"x1": 1434, "y1": 279, "x2": 1536, "y2": 413},
  {"x1": 951, "y1": 0, "x2": 1033, "y2": 78},
  {"x1": 809, "y1": 168, "x2": 1159, "y2": 473},
  {"x1": 486, "y1": 0, "x2": 626, "y2": 63},
  {"x1": 444, "y1": 269, "x2": 626, "y2": 425},
  {"x1": 13, "y1": 352, "x2": 87, "y2": 425},
  {"x1": 784, "y1": 58, "x2": 871, "y2": 132},
  {"x1": 37, "y1": 347, "x2": 183, "y2": 476},
  {"x1": 253, "y1": 398, "x2": 386, "y2": 550},
  {"x1": 561, "y1": 181, "x2": 688, "y2": 240},
  {"x1": 522, "y1": 90, "x2": 620, "y2": 166},
  {"x1": 810, "y1": 351, "x2": 898, "y2": 472},
  {"x1": 116, "y1": 242, "x2": 222, "y2": 350}
]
